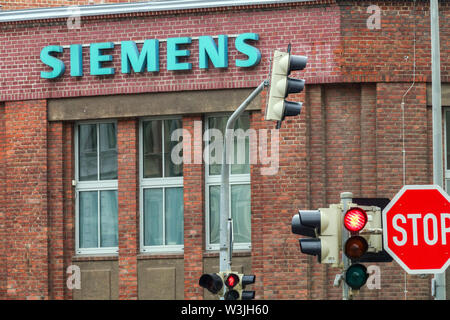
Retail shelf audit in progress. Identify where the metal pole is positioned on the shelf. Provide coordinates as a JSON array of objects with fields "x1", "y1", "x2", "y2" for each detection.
[
  {"x1": 340, "y1": 192, "x2": 353, "y2": 300},
  {"x1": 430, "y1": 0, "x2": 446, "y2": 300},
  {"x1": 219, "y1": 80, "x2": 268, "y2": 274}
]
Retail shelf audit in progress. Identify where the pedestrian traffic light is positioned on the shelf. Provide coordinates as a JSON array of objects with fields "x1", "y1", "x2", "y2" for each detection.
[
  {"x1": 291, "y1": 204, "x2": 341, "y2": 267},
  {"x1": 223, "y1": 273, "x2": 256, "y2": 300},
  {"x1": 199, "y1": 272, "x2": 255, "y2": 300},
  {"x1": 265, "y1": 49, "x2": 307, "y2": 122},
  {"x1": 224, "y1": 273, "x2": 240, "y2": 300}
]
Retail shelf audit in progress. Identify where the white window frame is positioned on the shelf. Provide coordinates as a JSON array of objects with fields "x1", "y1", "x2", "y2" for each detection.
[
  {"x1": 139, "y1": 116, "x2": 184, "y2": 253},
  {"x1": 205, "y1": 113, "x2": 251, "y2": 251},
  {"x1": 74, "y1": 120, "x2": 119, "y2": 255}
]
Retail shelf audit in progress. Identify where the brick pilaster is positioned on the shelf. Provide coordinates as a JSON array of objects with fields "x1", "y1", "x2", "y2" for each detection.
[
  {"x1": 183, "y1": 115, "x2": 204, "y2": 299},
  {"x1": 117, "y1": 119, "x2": 139, "y2": 299},
  {"x1": 4, "y1": 100, "x2": 49, "y2": 300}
]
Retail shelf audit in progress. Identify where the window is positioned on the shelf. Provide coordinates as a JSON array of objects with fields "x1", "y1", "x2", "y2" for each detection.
[
  {"x1": 75, "y1": 122, "x2": 118, "y2": 255},
  {"x1": 140, "y1": 118, "x2": 184, "y2": 253},
  {"x1": 205, "y1": 113, "x2": 251, "y2": 251}
]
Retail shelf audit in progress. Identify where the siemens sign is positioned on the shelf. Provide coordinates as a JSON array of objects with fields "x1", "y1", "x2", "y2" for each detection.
[{"x1": 40, "y1": 33, "x2": 261, "y2": 79}]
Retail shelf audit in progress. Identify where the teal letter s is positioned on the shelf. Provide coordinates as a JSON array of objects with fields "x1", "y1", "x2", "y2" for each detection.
[
  {"x1": 40, "y1": 45, "x2": 65, "y2": 79},
  {"x1": 235, "y1": 33, "x2": 261, "y2": 68}
]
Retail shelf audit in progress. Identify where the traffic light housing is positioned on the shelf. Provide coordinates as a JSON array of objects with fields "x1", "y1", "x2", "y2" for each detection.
[
  {"x1": 340, "y1": 199, "x2": 392, "y2": 292},
  {"x1": 199, "y1": 272, "x2": 255, "y2": 300},
  {"x1": 224, "y1": 273, "x2": 256, "y2": 300},
  {"x1": 265, "y1": 50, "x2": 307, "y2": 122},
  {"x1": 342, "y1": 206, "x2": 370, "y2": 290},
  {"x1": 291, "y1": 204, "x2": 341, "y2": 267}
]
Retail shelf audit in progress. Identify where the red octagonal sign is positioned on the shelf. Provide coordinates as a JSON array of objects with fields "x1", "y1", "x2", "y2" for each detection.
[{"x1": 383, "y1": 185, "x2": 450, "y2": 274}]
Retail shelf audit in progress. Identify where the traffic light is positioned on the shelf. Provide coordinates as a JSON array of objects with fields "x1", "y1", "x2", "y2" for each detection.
[
  {"x1": 342, "y1": 206, "x2": 370, "y2": 290},
  {"x1": 199, "y1": 272, "x2": 255, "y2": 300},
  {"x1": 291, "y1": 204, "x2": 341, "y2": 267},
  {"x1": 224, "y1": 273, "x2": 256, "y2": 300},
  {"x1": 265, "y1": 50, "x2": 307, "y2": 123},
  {"x1": 342, "y1": 200, "x2": 392, "y2": 292}
]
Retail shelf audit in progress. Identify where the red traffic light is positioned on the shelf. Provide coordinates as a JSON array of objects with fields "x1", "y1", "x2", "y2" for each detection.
[
  {"x1": 345, "y1": 236, "x2": 369, "y2": 259},
  {"x1": 225, "y1": 274, "x2": 239, "y2": 288},
  {"x1": 344, "y1": 208, "x2": 367, "y2": 232}
]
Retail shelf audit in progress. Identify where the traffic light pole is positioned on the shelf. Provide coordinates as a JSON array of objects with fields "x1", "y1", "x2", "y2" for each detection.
[
  {"x1": 430, "y1": 0, "x2": 446, "y2": 301},
  {"x1": 340, "y1": 192, "x2": 353, "y2": 300},
  {"x1": 219, "y1": 80, "x2": 269, "y2": 275}
]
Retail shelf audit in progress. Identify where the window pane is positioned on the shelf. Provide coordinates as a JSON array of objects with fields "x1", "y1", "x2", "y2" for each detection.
[
  {"x1": 446, "y1": 111, "x2": 450, "y2": 170},
  {"x1": 100, "y1": 190, "x2": 118, "y2": 247},
  {"x1": 164, "y1": 119, "x2": 183, "y2": 177},
  {"x1": 143, "y1": 121, "x2": 163, "y2": 178},
  {"x1": 207, "y1": 114, "x2": 250, "y2": 175},
  {"x1": 165, "y1": 187, "x2": 184, "y2": 245},
  {"x1": 79, "y1": 191, "x2": 98, "y2": 248},
  {"x1": 231, "y1": 184, "x2": 251, "y2": 243},
  {"x1": 231, "y1": 114, "x2": 250, "y2": 175},
  {"x1": 143, "y1": 188, "x2": 163, "y2": 246},
  {"x1": 209, "y1": 185, "x2": 220, "y2": 244},
  {"x1": 79, "y1": 124, "x2": 98, "y2": 181},
  {"x1": 99, "y1": 123, "x2": 118, "y2": 180},
  {"x1": 208, "y1": 116, "x2": 227, "y2": 175}
]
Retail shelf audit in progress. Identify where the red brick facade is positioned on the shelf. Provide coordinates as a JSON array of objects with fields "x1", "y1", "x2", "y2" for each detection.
[
  {"x1": 0, "y1": 0, "x2": 449, "y2": 300},
  {"x1": 117, "y1": 119, "x2": 139, "y2": 299}
]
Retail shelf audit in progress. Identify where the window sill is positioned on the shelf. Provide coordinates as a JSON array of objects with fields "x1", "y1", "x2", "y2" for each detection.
[
  {"x1": 72, "y1": 254, "x2": 118, "y2": 262},
  {"x1": 203, "y1": 250, "x2": 251, "y2": 258},
  {"x1": 138, "y1": 252, "x2": 184, "y2": 260}
]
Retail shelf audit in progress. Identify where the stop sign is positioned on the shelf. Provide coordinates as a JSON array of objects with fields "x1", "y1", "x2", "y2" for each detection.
[{"x1": 383, "y1": 185, "x2": 450, "y2": 274}]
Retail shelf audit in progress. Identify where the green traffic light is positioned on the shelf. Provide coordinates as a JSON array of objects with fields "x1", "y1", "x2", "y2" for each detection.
[{"x1": 345, "y1": 264, "x2": 368, "y2": 290}]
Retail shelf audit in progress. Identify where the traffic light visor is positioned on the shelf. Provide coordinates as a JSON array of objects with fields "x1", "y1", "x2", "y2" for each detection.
[
  {"x1": 283, "y1": 101, "x2": 302, "y2": 118},
  {"x1": 288, "y1": 55, "x2": 308, "y2": 74},
  {"x1": 299, "y1": 238, "x2": 321, "y2": 256},
  {"x1": 242, "y1": 291, "x2": 255, "y2": 300},
  {"x1": 292, "y1": 210, "x2": 320, "y2": 237},
  {"x1": 242, "y1": 275, "x2": 256, "y2": 286},
  {"x1": 285, "y1": 78, "x2": 305, "y2": 97},
  {"x1": 199, "y1": 273, "x2": 223, "y2": 294}
]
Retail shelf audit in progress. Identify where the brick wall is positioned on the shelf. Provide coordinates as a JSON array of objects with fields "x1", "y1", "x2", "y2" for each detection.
[
  {"x1": 0, "y1": 3, "x2": 341, "y2": 102},
  {"x1": 117, "y1": 119, "x2": 139, "y2": 299},
  {"x1": 183, "y1": 115, "x2": 205, "y2": 299},
  {"x1": 48, "y1": 121, "x2": 65, "y2": 299},
  {"x1": 0, "y1": 103, "x2": 5, "y2": 298},
  {"x1": 339, "y1": 0, "x2": 450, "y2": 83},
  {"x1": 3, "y1": 100, "x2": 48, "y2": 300},
  {"x1": 62, "y1": 122, "x2": 75, "y2": 300}
]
